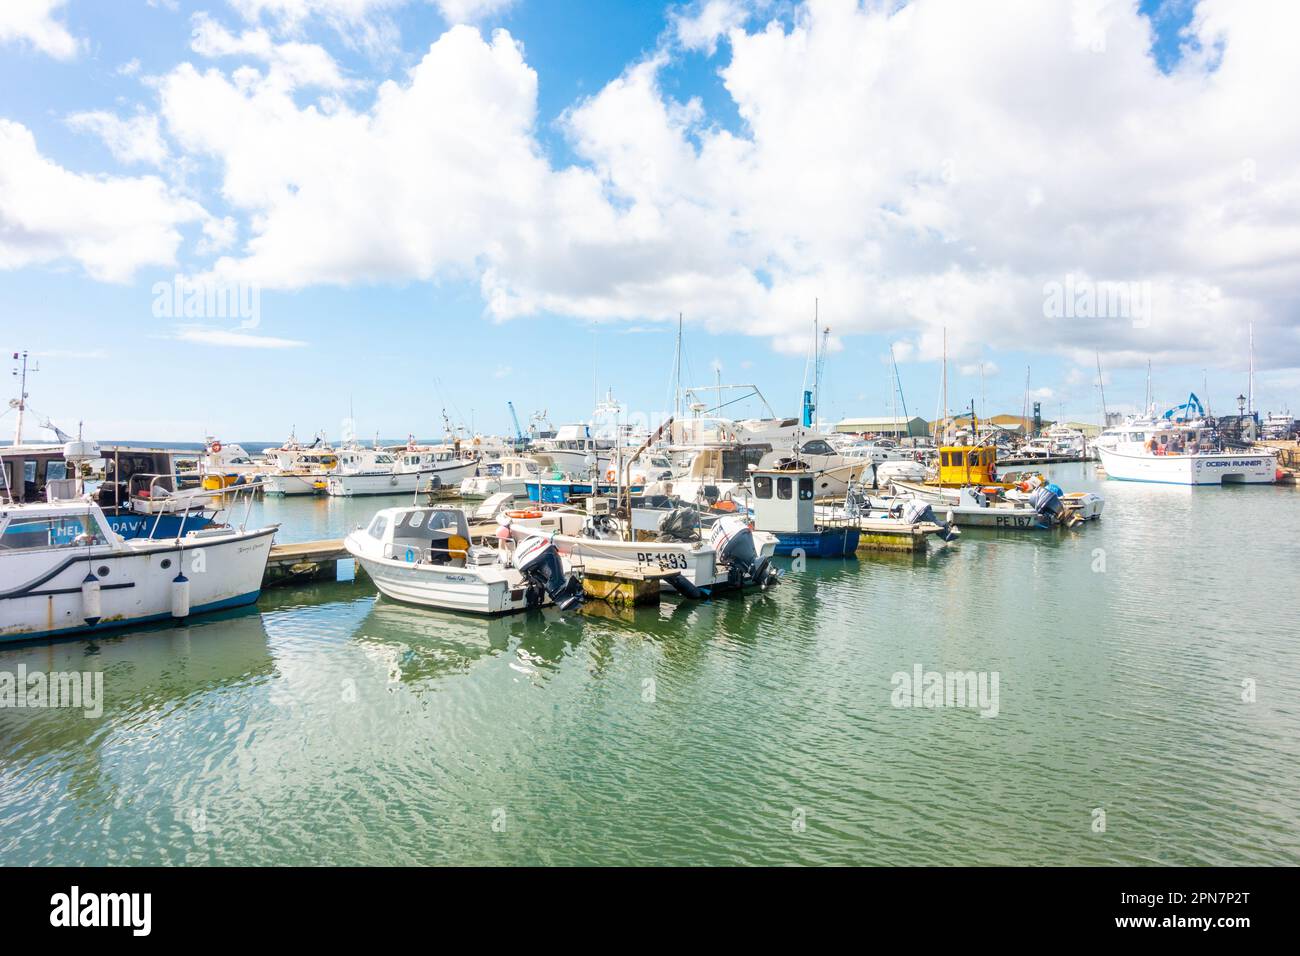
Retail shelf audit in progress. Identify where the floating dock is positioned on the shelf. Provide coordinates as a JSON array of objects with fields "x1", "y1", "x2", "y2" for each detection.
[
  {"x1": 577, "y1": 560, "x2": 674, "y2": 607},
  {"x1": 264, "y1": 539, "x2": 351, "y2": 587}
]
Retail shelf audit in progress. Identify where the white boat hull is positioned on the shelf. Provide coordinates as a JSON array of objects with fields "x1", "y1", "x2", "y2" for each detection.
[
  {"x1": 458, "y1": 476, "x2": 528, "y2": 499},
  {"x1": 263, "y1": 473, "x2": 330, "y2": 495},
  {"x1": 505, "y1": 516, "x2": 777, "y2": 591},
  {"x1": 351, "y1": 552, "x2": 527, "y2": 614},
  {"x1": 328, "y1": 461, "x2": 478, "y2": 497},
  {"x1": 1096, "y1": 447, "x2": 1276, "y2": 485},
  {"x1": 0, "y1": 528, "x2": 275, "y2": 642}
]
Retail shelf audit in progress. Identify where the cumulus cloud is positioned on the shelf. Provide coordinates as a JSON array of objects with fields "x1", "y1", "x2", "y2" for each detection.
[
  {"x1": 0, "y1": 120, "x2": 205, "y2": 282},
  {"x1": 9, "y1": 0, "x2": 1300, "y2": 379},
  {"x1": 0, "y1": 0, "x2": 80, "y2": 60},
  {"x1": 144, "y1": 1, "x2": 1300, "y2": 375},
  {"x1": 673, "y1": 0, "x2": 750, "y2": 55},
  {"x1": 67, "y1": 111, "x2": 169, "y2": 166},
  {"x1": 191, "y1": 12, "x2": 355, "y2": 90}
]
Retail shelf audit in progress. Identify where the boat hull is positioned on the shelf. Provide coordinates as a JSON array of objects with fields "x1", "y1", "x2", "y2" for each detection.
[
  {"x1": 350, "y1": 552, "x2": 527, "y2": 615},
  {"x1": 773, "y1": 527, "x2": 860, "y2": 557},
  {"x1": 263, "y1": 473, "x2": 330, "y2": 495},
  {"x1": 0, "y1": 528, "x2": 275, "y2": 643},
  {"x1": 328, "y1": 461, "x2": 478, "y2": 497},
  {"x1": 1096, "y1": 447, "x2": 1276, "y2": 485}
]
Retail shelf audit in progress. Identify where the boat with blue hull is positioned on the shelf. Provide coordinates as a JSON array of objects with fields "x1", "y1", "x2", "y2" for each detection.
[
  {"x1": 526, "y1": 479, "x2": 644, "y2": 504},
  {"x1": 772, "y1": 527, "x2": 860, "y2": 557}
]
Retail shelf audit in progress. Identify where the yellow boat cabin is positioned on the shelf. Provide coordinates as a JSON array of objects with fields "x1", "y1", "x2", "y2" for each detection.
[{"x1": 935, "y1": 445, "x2": 1000, "y2": 487}]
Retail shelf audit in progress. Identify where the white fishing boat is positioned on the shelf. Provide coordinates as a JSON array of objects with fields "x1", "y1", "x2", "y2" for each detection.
[
  {"x1": 459, "y1": 456, "x2": 547, "y2": 499},
  {"x1": 198, "y1": 438, "x2": 262, "y2": 479},
  {"x1": 344, "y1": 505, "x2": 581, "y2": 615},
  {"x1": 325, "y1": 441, "x2": 477, "y2": 497},
  {"x1": 499, "y1": 506, "x2": 780, "y2": 597},
  {"x1": 1095, "y1": 395, "x2": 1277, "y2": 485},
  {"x1": 529, "y1": 423, "x2": 612, "y2": 477},
  {"x1": 756, "y1": 436, "x2": 872, "y2": 498},
  {"x1": 0, "y1": 497, "x2": 275, "y2": 643},
  {"x1": 261, "y1": 432, "x2": 339, "y2": 496}
]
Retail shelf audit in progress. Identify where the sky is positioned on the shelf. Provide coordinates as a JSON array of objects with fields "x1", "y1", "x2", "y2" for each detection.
[{"x1": 1, "y1": 0, "x2": 1298, "y2": 443}]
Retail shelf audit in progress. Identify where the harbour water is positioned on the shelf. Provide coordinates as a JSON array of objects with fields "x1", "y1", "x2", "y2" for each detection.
[{"x1": 2, "y1": 463, "x2": 1297, "y2": 865}]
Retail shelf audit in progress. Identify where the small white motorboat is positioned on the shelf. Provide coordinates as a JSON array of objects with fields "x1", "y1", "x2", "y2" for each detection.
[{"x1": 345, "y1": 505, "x2": 582, "y2": 615}]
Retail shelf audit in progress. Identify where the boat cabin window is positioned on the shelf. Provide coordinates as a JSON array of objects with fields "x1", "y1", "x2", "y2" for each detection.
[
  {"x1": 950, "y1": 451, "x2": 965, "y2": 467},
  {"x1": 367, "y1": 515, "x2": 389, "y2": 540},
  {"x1": 485, "y1": 463, "x2": 503, "y2": 477},
  {"x1": 754, "y1": 476, "x2": 773, "y2": 498},
  {"x1": 0, "y1": 512, "x2": 107, "y2": 551},
  {"x1": 777, "y1": 476, "x2": 792, "y2": 500},
  {"x1": 799, "y1": 439, "x2": 834, "y2": 456},
  {"x1": 799, "y1": 477, "x2": 814, "y2": 500}
]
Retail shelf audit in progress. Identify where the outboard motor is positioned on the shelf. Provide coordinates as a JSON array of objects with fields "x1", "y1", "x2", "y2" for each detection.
[
  {"x1": 657, "y1": 507, "x2": 699, "y2": 542},
  {"x1": 514, "y1": 533, "x2": 583, "y2": 610},
  {"x1": 1029, "y1": 486, "x2": 1064, "y2": 526},
  {"x1": 901, "y1": 498, "x2": 960, "y2": 541},
  {"x1": 707, "y1": 514, "x2": 779, "y2": 589}
]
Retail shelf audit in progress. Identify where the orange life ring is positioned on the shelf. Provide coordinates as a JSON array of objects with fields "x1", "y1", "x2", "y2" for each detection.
[
  {"x1": 211, "y1": 441, "x2": 222, "y2": 453},
  {"x1": 506, "y1": 509, "x2": 543, "y2": 519},
  {"x1": 605, "y1": 469, "x2": 616, "y2": 482}
]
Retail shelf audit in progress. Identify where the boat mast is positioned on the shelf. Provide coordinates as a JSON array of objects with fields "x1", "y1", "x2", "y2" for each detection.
[
  {"x1": 1248, "y1": 322, "x2": 1255, "y2": 416},
  {"x1": 11, "y1": 350, "x2": 36, "y2": 446},
  {"x1": 1095, "y1": 350, "x2": 1108, "y2": 422},
  {"x1": 941, "y1": 328, "x2": 948, "y2": 442},
  {"x1": 673, "y1": 312, "x2": 683, "y2": 423}
]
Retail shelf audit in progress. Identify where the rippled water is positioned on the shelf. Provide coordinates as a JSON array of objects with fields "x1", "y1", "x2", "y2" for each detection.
[{"x1": 2, "y1": 464, "x2": 1298, "y2": 865}]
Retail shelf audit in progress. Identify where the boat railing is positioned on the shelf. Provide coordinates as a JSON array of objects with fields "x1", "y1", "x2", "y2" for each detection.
[{"x1": 131, "y1": 473, "x2": 264, "y2": 539}]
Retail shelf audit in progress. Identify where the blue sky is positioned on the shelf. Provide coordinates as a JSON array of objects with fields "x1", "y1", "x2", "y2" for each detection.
[{"x1": 1, "y1": 0, "x2": 1296, "y2": 442}]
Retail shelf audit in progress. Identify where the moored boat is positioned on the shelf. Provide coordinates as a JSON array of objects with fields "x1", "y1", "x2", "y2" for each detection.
[
  {"x1": 0, "y1": 497, "x2": 275, "y2": 643},
  {"x1": 344, "y1": 505, "x2": 581, "y2": 614}
]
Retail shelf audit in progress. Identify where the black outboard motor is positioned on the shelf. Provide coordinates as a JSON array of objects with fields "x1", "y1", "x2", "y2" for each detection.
[
  {"x1": 514, "y1": 534, "x2": 583, "y2": 610},
  {"x1": 1028, "y1": 486, "x2": 1063, "y2": 526},
  {"x1": 707, "y1": 515, "x2": 779, "y2": 589},
  {"x1": 657, "y1": 507, "x2": 699, "y2": 542}
]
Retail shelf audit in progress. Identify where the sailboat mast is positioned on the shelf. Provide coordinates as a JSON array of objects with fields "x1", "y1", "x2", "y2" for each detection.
[
  {"x1": 1096, "y1": 350, "x2": 1108, "y2": 422},
  {"x1": 942, "y1": 327, "x2": 948, "y2": 441},
  {"x1": 1248, "y1": 322, "x2": 1255, "y2": 416},
  {"x1": 674, "y1": 313, "x2": 683, "y2": 422},
  {"x1": 812, "y1": 299, "x2": 819, "y2": 429}
]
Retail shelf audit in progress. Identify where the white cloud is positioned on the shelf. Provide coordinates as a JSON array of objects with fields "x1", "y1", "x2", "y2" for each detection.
[
  {"x1": 673, "y1": 0, "x2": 749, "y2": 55},
  {"x1": 67, "y1": 111, "x2": 169, "y2": 166},
  {"x1": 0, "y1": 0, "x2": 80, "y2": 60},
  {"x1": 25, "y1": 0, "x2": 1300, "y2": 377},
  {"x1": 0, "y1": 120, "x2": 205, "y2": 282},
  {"x1": 191, "y1": 12, "x2": 354, "y2": 90},
  {"x1": 170, "y1": 325, "x2": 306, "y2": 348},
  {"x1": 227, "y1": 0, "x2": 407, "y2": 56}
]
